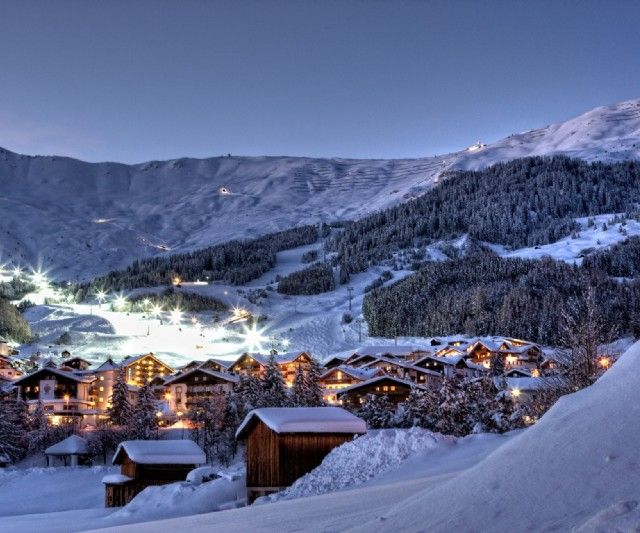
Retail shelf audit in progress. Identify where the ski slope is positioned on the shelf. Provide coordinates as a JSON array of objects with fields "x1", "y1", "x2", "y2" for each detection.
[{"x1": 1, "y1": 98, "x2": 639, "y2": 280}]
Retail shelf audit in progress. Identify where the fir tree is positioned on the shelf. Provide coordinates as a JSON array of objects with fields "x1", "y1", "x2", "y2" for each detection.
[
  {"x1": 108, "y1": 367, "x2": 132, "y2": 427},
  {"x1": 302, "y1": 358, "x2": 325, "y2": 407},
  {"x1": 357, "y1": 394, "x2": 394, "y2": 429},
  {"x1": 131, "y1": 383, "x2": 159, "y2": 440},
  {"x1": 260, "y1": 354, "x2": 288, "y2": 407}
]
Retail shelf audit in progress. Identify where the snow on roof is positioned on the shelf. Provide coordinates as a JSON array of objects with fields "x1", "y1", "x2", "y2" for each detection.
[
  {"x1": 336, "y1": 375, "x2": 425, "y2": 397},
  {"x1": 0, "y1": 453, "x2": 10, "y2": 463},
  {"x1": 352, "y1": 345, "x2": 418, "y2": 357},
  {"x1": 234, "y1": 351, "x2": 309, "y2": 367},
  {"x1": 13, "y1": 367, "x2": 95, "y2": 385},
  {"x1": 164, "y1": 367, "x2": 239, "y2": 386},
  {"x1": 236, "y1": 407, "x2": 367, "y2": 439},
  {"x1": 120, "y1": 352, "x2": 173, "y2": 370},
  {"x1": 321, "y1": 365, "x2": 381, "y2": 381},
  {"x1": 113, "y1": 440, "x2": 206, "y2": 465},
  {"x1": 95, "y1": 358, "x2": 118, "y2": 371},
  {"x1": 498, "y1": 377, "x2": 557, "y2": 391},
  {"x1": 102, "y1": 474, "x2": 133, "y2": 485},
  {"x1": 45, "y1": 435, "x2": 89, "y2": 455}
]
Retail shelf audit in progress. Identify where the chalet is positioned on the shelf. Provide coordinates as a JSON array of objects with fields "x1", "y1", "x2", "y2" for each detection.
[
  {"x1": 362, "y1": 357, "x2": 441, "y2": 386},
  {"x1": 163, "y1": 367, "x2": 238, "y2": 413},
  {"x1": 87, "y1": 358, "x2": 119, "y2": 415},
  {"x1": 13, "y1": 367, "x2": 96, "y2": 425},
  {"x1": 103, "y1": 440, "x2": 206, "y2": 507},
  {"x1": 61, "y1": 356, "x2": 92, "y2": 371},
  {"x1": 336, "y1": 375, "x2": 423, "y2": 408},
  {"x1": 199, "y1": 358, "x2": 232, "y2": 373},
  {"x1": 318, "y1": 365, "x2": 382, "y2": 404},
  {"x1": 496, "y1": 376, "x2": 559, "y2": 404},
  {"x1": 236, "y1": 407, "x2": 366, "y2": 503},
  {"x1": 45, "y1": 434, "x2": 91, "y2": 467},
  {"x1": 0, "y1": 355, "x2": 23, "y2": 381},
  {"x1": 342, "y1": 345, "x2": 427, "y2": 366},
  {"x1": 229, "y1": 351, "x2": 312, "y2": 387},
  {"x1": 322, "y1": 352, "x2": 350, "y2": 370},
  {"x1": 121, "y1": 352, "x2": 174, "y2": 387}
]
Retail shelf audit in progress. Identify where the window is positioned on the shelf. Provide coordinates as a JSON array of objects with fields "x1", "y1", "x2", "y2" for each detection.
[
  {"x1": 99, "y1": 386, "x2": 104, "y2": 392},
  {"x1": 390, "y1": 386, "x2": 396, "y2": 391},
  {"x1": 99, "y1": 376, "x2": 104, "y2": 381}
]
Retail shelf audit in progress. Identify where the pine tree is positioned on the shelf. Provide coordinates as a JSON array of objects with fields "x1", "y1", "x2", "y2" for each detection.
[
  {"x1": 234, "y1": 374, "x2": 262, "y2": 416},
  {"x1": 188, "y1": 393, "x2": 225, "y2": 463},
  {"x1": 290, "y1": 365, "x2": 306, "y2": 407},
  {"x1": 357, "y1": 394, "x2": 394, "y2": 429},
  {"x1": 260, "y1": 354, "x2": 288, "y2": 407},
  {"x1": 131, "y1": 383, "x2": 158, "y2": 440},
  {"x1": 108, "y1": 367, "x2": 132, "y2": 427},
  {"x1": 27, "y1": 400, "x2": 50, "y2": 454},
  {"x1": 302, "y1": 358, "x2": 325, "y2": 407},
  {"x1": 398, "y1": 386, "x2": 438, "y2": 429},
  {"x1": 435, "y1": 376, "x2": 468, "y2": 437},
  {"x1": 0, "y1": 396, "x2": 28, "y2": 462},
  {"x1": 218, "y1": 393, "x2": 240, "y2": 466}
]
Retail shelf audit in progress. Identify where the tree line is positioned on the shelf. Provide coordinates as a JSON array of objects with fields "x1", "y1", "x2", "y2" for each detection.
[
  {"x1": 362, "y1": 253, "x2": 640, "y2": 345},
  {"x1": 74, "y1": 224, "x2": 326, "y2": 299},
  {"x1": 326, "y1": 156, "x2": 640, "y2": 281}
]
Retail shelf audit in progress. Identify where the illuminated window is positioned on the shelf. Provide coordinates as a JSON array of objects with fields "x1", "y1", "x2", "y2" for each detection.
[
  {"x1": 383, "y1": 385, "x2": 389, "y2": 392},
  {"x1": 390, "y1": 386, "x2": 396, "y2": 391},
  {"x1": 99, "y1": 376, "x2": 104, "y2": 381},
  {"x1": 99, "y1": 386, "x2": 104, "y2": 392}
]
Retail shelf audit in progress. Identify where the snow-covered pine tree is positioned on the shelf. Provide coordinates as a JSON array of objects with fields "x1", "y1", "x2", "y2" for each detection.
[
  {"x1": 302, "y1": 358, "x2": 325, "y2": 407},
  {"x1": 398, "y1": 386, "x2": 438, "y2": 429},
  {"x1": 0, "y1": 396, "x2": 28, "y2": 462},
  {"x1": 131, "y1": 383, "x2": 158, "y2": 440},
  {"x1": 357, "y1": 394, "x2": 394, "y2": 429},
  {"x1": 234, "y1": 374, "x2": 262, "y2": 416},
  {"x1": 27, "y1": 400, "x2": 50, "y2": 454},
  {"x1": 435, "y1": 375, "x2": 468, "y2": 437},
  {"x1": 218, "y1": 392, "x2": 240, "y2": 466},
  {"x1": 260, "y1": 353, "x2": 288, "y2": 407},
  {"x1": 188, "y1": 392, "x2": 225, "y2": 463},
  {"x1": 108, "y1": 367, "x2": 132, "y2": 427},
  {"x1": 290, "y1": 364, "x2": 306, "y2": 407}
]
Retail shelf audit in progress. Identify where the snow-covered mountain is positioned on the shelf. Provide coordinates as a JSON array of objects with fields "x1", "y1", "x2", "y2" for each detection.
[{"x1": 1, "y1": 98, "x2": 639, "y2": 280}]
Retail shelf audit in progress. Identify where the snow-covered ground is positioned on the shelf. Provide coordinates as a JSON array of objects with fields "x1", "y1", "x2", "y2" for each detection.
[
  {"x1": 78, "y1": 339, "x2": 640, "y2": 532},
  {"x1": 1, "y1": 98, "x2": 639, "y2": 280},
  {"x1": 0, "y1": 429, "x2": 510, "y2": 533}
]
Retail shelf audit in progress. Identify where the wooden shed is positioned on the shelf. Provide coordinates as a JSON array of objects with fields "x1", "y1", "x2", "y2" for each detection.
[
  {"x1": 236, "y1": 407, "x2": 367, "y2": 503},
  {"x1": 103, "y1": 440, "x2": 206, "y2": 507}
]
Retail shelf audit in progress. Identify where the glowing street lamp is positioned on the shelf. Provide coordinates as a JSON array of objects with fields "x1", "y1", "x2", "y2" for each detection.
[
  {"x1": 96, "y1": 290, "x2": 106, "y2": 308},
  {"x1": 281, "y1": 337, "x2": 291, "y2": 349},
  {"x1": 243, "y1": 322, "x2": 267, "y2": 352},
  {"x1": 114, "y1": 294, "x2": 127, "y2": 311},
  {"x1": 32, "y1": 269, "x2": 48, "y2": 288},
  {"x1": 170, "y1": 307, "x2": 183, "y2": 326},
  {"x1": 599, "y1": 357, "x2": 611, "y2": 369},
  {"x1": 511, "y1": 388, "x2": 521, "y2": 399},
  {"x1": 13, "y1": 266, "x2": 22, "y2": 278}
]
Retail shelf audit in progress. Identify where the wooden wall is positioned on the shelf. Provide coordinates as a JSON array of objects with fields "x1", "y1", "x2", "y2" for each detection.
[{"x1": 245, "y1": 418, "x2": 358, "y2": 501}]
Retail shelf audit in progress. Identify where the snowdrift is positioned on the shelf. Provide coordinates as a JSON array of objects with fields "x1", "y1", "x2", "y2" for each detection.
[
  {"x1": 360, "y1": 340, "x2": 640, "y2": 532},
  {"x1": 108, "y1": 470, "x2": 245, "y2": 524},
  {"x1": 262, "y1": 428, "x2": 453, "y2": 502}
]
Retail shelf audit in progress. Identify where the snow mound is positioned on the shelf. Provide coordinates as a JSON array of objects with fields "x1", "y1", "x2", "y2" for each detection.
[
  {"x1": 108, "y1": 473, "x2": 245, "y2": 523},
  {"x1": 263, "y1": 427, "x2": 453, "y2": 502},
  {"x1": 359, "y1": 340, "x2": 640, "y2": 532}
]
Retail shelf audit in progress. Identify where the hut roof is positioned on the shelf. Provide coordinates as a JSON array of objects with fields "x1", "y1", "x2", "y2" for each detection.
[
  {"x1": 112, "y1": 440, "x2": 206, "y2": 465},
  {"x1": 236, "y1": 407, "x2": 366, "y2": 439},
  {"x1": 45, "y1": 435, "x2": 89, "y2": 456},
  {"x1": 164, "y1": 367, "x2": 239, "y2": 386}
]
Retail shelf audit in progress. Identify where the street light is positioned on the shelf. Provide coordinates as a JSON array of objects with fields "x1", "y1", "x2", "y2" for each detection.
[
  {"x1": 171, "y1": 307, "x2": 183, "y2": 326},
  {"x1": 115, "y1": 294, "x2": 127, "y2": 311},
  {"x1": 96, "y1": 290, "x2": 106, "y2": 308}
]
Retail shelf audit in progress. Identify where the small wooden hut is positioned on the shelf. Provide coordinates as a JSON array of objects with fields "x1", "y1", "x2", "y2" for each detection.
[
  {"x1": 45, "y1": 435, "x2": 91, "y2": 467},
  {"x1": 236, "y1": 407, "x2": 366, "y2": 503},
  {"x1": 103, "y1": 440, "x2": 206, "y2": 507}
]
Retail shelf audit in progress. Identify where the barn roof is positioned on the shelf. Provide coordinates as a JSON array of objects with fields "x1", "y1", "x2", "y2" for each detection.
[
  {"x1": 112, "y1": 440, "x2": 206, "y2": 465},
  {"x1": 335, "y1": 375, "x2": 425, "y2": 397},
  {"x1": 45, "y1": 435, "x2": 89, "y2": 456},
  {"x1": 236, "y1": 407, "x2": 366, "y2": 439}
]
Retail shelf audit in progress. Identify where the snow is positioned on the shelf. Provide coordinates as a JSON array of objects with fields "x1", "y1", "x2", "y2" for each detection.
[
  {"x1": 113, "y1": 440, "x2": 206, "y2": 465},
  {"x1": 186, "y1": 466, "x2": 219, "y2": 486},
  {"x1": 45, "y1": 435, "x2": 90, "y2": 455},
  {"x1": 1, "y1": 98, "x2": 639, "y2": 281},
  {"x1": 84, "y1": 340, "x2": 640, "y2": 532},
  {"x1": 102, "y1": 474, "x2": 133, "y2": 484},
  {"x1": 236, "y1": 407, "x2": 367, "y2": 438},
  {"x1": 260, "y1": 428, "x2": 453, "y2": 503},
  {"x1": 106, "y1": 473, "x2": 245, "y2": 524}
]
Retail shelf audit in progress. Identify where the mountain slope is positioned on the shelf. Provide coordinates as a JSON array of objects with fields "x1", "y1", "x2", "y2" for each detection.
[{"x1": 1, "y1": 98, "x2": 639, "y2": 280}]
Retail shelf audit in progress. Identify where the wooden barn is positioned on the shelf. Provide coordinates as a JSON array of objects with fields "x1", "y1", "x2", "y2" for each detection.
[
  {"x1": 236, "y1": 407, "x2": 366, "y2": 503},
  {"x1": 103, "y1": 440, "x2": 205, "y2": 507},
  {"x1": 336, "y1": 375, "x2": 423, "y2": 408}
]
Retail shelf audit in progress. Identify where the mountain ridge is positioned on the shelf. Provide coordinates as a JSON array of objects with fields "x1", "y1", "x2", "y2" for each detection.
[{"x1": 1, "y1": 98, "x2": 639, "y2": 280}]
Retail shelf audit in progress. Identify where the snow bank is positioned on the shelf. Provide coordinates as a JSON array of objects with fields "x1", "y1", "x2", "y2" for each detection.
[
  {"x1": 359, "y1": 340, "x2": 640, "y2": 532},
  {"x1": 262, "y1": 427, "x2": 453, "y2": 502},
  {"x1": 107, "y1": 472, "x2": 245, "y2": 524}
]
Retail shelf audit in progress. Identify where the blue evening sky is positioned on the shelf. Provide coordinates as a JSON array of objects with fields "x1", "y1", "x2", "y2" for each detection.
[{"x1": 1, "y1": 0, "x2": 639, "y2": 163}]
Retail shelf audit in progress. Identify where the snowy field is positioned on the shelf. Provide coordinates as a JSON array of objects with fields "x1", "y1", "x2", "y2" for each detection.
[{"x1": 0, "y1": 429, "x2": 510, "y2": 533}]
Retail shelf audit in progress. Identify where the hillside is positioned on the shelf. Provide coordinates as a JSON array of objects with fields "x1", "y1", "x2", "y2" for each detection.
[{"x1": 1, "y1": 98, "x2": 639, "y2": 280}]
